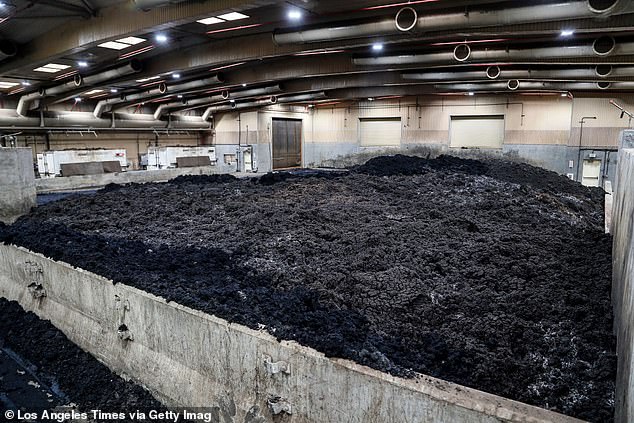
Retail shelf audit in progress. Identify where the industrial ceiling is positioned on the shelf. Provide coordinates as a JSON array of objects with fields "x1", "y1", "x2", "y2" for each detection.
[{"x1": 0, "y1": 0, "x2": 633, "y2": 130}]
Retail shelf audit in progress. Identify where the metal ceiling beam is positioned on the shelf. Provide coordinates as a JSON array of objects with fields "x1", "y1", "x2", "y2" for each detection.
[{"x1": 0, "y1": 0, "x2": 274, "y2": 75}]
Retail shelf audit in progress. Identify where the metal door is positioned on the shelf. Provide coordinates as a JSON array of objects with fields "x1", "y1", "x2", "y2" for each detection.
[{"x1": 272, "y1": 118, "x2": 302, "y2": 169}]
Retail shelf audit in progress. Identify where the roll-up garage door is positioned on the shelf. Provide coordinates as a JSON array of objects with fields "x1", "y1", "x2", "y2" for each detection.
[
  {"x1": 359, "y1": 118, "x2": 401, "y2": 147},
  {"x1": 450, "y1": 115, "x2": 505, "y2": 148}
]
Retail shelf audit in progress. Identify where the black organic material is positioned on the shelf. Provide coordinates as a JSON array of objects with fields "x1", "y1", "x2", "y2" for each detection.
[
  {"x1": 0, "y1": 155, "x2": 615, "y2": 421},
  {"x1": 0, "y1": 299, "x2": 176, "y2": 421}
]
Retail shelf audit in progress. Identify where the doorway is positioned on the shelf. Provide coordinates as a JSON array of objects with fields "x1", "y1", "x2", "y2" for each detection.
[
  {"x1": 272, "y1": 118, "x2": 302, "y2": 169},
  {"x1": 582, "y1": 159, "x2": 601, "y2": 187}
]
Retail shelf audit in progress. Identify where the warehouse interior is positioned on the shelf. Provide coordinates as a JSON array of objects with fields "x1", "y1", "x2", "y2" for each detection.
[{"x1": 2, "y1": 0, "x2": 634, "y2": 422}]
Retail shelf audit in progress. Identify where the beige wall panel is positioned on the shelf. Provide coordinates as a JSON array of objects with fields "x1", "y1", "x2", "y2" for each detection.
[
  {"x1": 505, "y1": 130, "x2": 570, "y2": 145},
  {"x1": 402, "y1": 129, "x2": 448, "y2": 144},
  {"x1": 569, "y1": 127, "x2": 623, "y2": 148}
]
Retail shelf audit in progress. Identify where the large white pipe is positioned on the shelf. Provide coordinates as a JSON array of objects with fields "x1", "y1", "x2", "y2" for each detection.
[
  {"x1": 436, "y1": 81, "x2": 634, "y2": 92},
  {"x1": 274, "y1": 0, "x2": 632, "y2": 45},
  {"x1": 354, "y1": 37, "x2": 633, "y2": 66}
]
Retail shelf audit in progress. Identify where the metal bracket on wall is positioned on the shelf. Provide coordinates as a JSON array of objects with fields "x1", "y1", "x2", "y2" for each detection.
[
  {"x1": 263, "y1": 355, "x2": 291, "y2": 376},
  {"x1": 114, "y1": 294, "x2": 132, "y2": 342},
  {"x1": 267, "y1": 396, "x2": 292, "y2": 415},
  {"x1": 25, "y1": 261, "x2": 46, "y2": 299}
]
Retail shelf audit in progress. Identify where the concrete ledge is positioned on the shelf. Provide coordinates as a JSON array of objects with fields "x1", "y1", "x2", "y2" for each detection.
[
  {"x1": 0, "y1": 147, "x2": 36, "y2": 223},
  {"x1": 35, "y1": 166, "x2": 222, "y2": 193},
  {"x1": 0, "y1": 244, "x2": 584, "y2": 423}
]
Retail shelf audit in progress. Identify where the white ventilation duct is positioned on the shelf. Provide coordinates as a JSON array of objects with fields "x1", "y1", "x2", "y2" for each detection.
[
  {"x1": 354, "y1": 38, "x2": 634, "y2": 66},
  {"x1": 0, "y1": 109, "x2": 210, "y2": 129},
  {"x1": 402, "y1": 65, "x2": 634, "y2": 82},
  {"x1": 0, "y1": 40, "x2": 17, "y2": 60},
  {"x1": 436, "y1": 81, "x2": 634, "y2": 92},
  {"x1": 274, "y1": 0, "x2": 633, "y2": 45}
]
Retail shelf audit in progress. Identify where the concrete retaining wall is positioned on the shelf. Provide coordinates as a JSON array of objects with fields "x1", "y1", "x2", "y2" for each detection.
[
  {"x1": 0, "y1": 147, "x2": 36, "y2": 223},
  {"x1": 0, "y1": 244, "x2": 583, "y2": 423},
  {"x1": 611, "y1": 130, "x2": 634, "y2": 423}
]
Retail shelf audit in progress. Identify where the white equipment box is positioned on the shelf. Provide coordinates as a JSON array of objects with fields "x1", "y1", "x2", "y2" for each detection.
[
  {"x1": 37, "y1": 149, "x2": 127, "y2": 178},
  {"x1": 145, "y1": 146, "x2": 217, "y2": 170}
]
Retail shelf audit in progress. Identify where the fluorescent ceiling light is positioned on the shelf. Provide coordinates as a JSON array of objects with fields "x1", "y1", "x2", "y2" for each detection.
[
  {"x1": 288, "y1": 10, "x2": 302, "y2": 19},
  {"x1": 117, "y1": 36, "x2": 145, "y2": 45},
  {"x1": 34, "y1": 66, "x2": 61, "y2": 73},
  {"x1": 372, "y1": 43, "x2": 383, "y2": 51},
  {"x1": 98, "y1": 41, "x2": 130, "y2": 50},
  {"x1": 21, "y1": 81, "x2": 31, "y2": 86},
  {"x1": 561, "y1": 29, "x2": 574, "y2": 37},
  {"x1": 0, "y1": 81, "x2": 19, "y2": 88},
  {"x1": 155, "y1": 34, "x2": 168, "y2": 43},
  {"x1": 468, "y1": 92, "x2": 475, "y2": 96},
  {"x1": 110, "y1": 88, "x2": 118, "y2": 93},
  {"x1": 197, "y1": 17, "x2": 225, "y2": 25},
  {"x1": 44, "y1": 63, "x2": 70, "y2": 70},
  {"x1": 74, "y1": 97, "x2": 82, "y2": 102},
  {"x1": 172, "y1": 73, "x2": 180, "y2": 79},
  {"x1": 77, "y1": 61, "x2": 88, "y2": 67},
  {"x1": 217, "y1": 12, "x2": 248, "y2": 21}
]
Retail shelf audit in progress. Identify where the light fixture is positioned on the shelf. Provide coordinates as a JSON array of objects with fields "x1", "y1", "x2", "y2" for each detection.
[
  {"x1": 77, "y1": 61, "x2": 88, "y2": 67},
  {"x1": 172, "y1": 73, "x2": 181, "y2": 79},
  {"x1": 230, "y1": 99, "x2": 235, "y2": 103},
  {"x1": 177, "y1": 94, "x2": 183, "y2": 98},
  {"x1": 110, "y1": 88, "x2": 118, "y2": 93},
  {"x1": 197, "y1": 17, "x2": 225, "y2": 25},
  {"x1": 468, "y1": 92, "x2": 475, "y2": 96},
  {"x1": 372, "y1": 43, "x2": 383, "y2": 51},
  {"x1": 98, "y1": 36, "x2": 147, "y2": 50},
  {"x1": 368, "y1": 97, "x2": 374, "y2": 101},
  {"x1": 33, "y1": 63, "x2": 71, "y2": 73},
  {"x1": 242, "y1": 83, "x2": 247, "y2": 87},
  {"x1": 98, "y1": 41, "x2": 129, "y2": 50},
  {"x1": 84, "y1": 89, "x2": 103, "y2": 95},
  {"x1": 217, "y1": 12, "x2": 249, "y2": 21},
  {"x1": 0, "y1": 81, "x2": 18, "y2": 88},
  {"x1": 288, "y1": 10, "x2": 302, "y2": 20},
  {"x1": 561, "y1": 29, "x2": 575, "y2": 37},
  {"x1": 561, "y1": 93, "x2": 568, "y2": 97},
  {"x1": 21, "y1": 81, "x2": 30, "y2": 86},
  {"x1": 74, "y1": 97, "x2": 82, "y2": 102},
  {"x1": 117, "y1": 36, "x2": 145, "y2": 45},
  {"x1": 155, "y1": 34, "x2": 168, "y2": 43}
]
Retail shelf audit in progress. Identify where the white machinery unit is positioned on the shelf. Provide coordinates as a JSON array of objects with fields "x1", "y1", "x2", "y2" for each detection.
[
  {"x1": 37, "y1": 149, "x2": 127, "y2": 178},
  {"x1": 145, "y1": 146, "x2": 217, "y2": 170}
]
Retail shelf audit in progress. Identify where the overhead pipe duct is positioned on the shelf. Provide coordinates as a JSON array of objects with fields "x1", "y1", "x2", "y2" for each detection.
[
  {"x1": 354, "y1": 37, "x2": 634, "y2": 66},
  {"x1": 436, "y1": 81, "x2": 634, "y2": 92},
  {"x1": 81, "y1": 60, "x2": 143, "y2": 86},
  {"x1": 402, "y1": 65, "x2": 634, "y2": 82},
  {"x1": 110, "y1": 74, "x2": 225, "y2": 111},
  {"x1": 160, "y1": 85, "x2": 283, "y2": 117},
  {"x1": 0, "y1": 109, "x2": 209, "y2": 129},
  {"x1": 273, "y1": 0, "x2": 634, "y2": 45},
  {"x1": 201, "y1": 92, "x2": 327, "y2": 121}
]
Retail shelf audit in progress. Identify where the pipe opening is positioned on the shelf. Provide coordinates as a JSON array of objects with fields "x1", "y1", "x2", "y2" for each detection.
[
  {"x1": 507, "y1": 80, "x2": 520, "y2": 90},
  {"x1": 129, "y1": 59, "x2": 143, "y2": 73},
  {"x1": 221, "y1": 90, "x2": 230, "y2": 100},
  {"x1": 597, "y1": 81, "x2": 611, "y2": 89},
  {"x1": 270, "y1": 95, "x2": 278, "y2": 103},
  {"x1": 486, "y1": 66, "x2": 501, "y2": 79},
  {"x1": 588, "y1": 0, "x2": 619, "y2": 13},
  {"x1": 73, "y1": 74, "x2": 82, "y2": 87},
  {"x1": 395, "y1": 7, "x2": 417, "y2": 32},
  {"x1": 595, "y1": 65, "x2": 613, "y2": 77},
  {"x1": 453, "y1": 44, "x2": 471, "y2": 62},
  {"x1": 158, "y1": 82, "x2": 167, "y2": 94},
  {"x1": 0, "y1": 40, "x2": 17, "y2": 57},
  {"x1": 593, "y1": 36, "x2": 615, "y2": 56}
]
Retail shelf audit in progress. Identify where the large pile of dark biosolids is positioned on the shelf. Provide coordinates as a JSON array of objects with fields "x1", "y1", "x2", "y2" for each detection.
[
  {"x1": 0, "y1": 155, "x2": 614, "y2": 421},
  {"x1": 0, "y1": 299, "x2": 177, "y2": 421}
]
